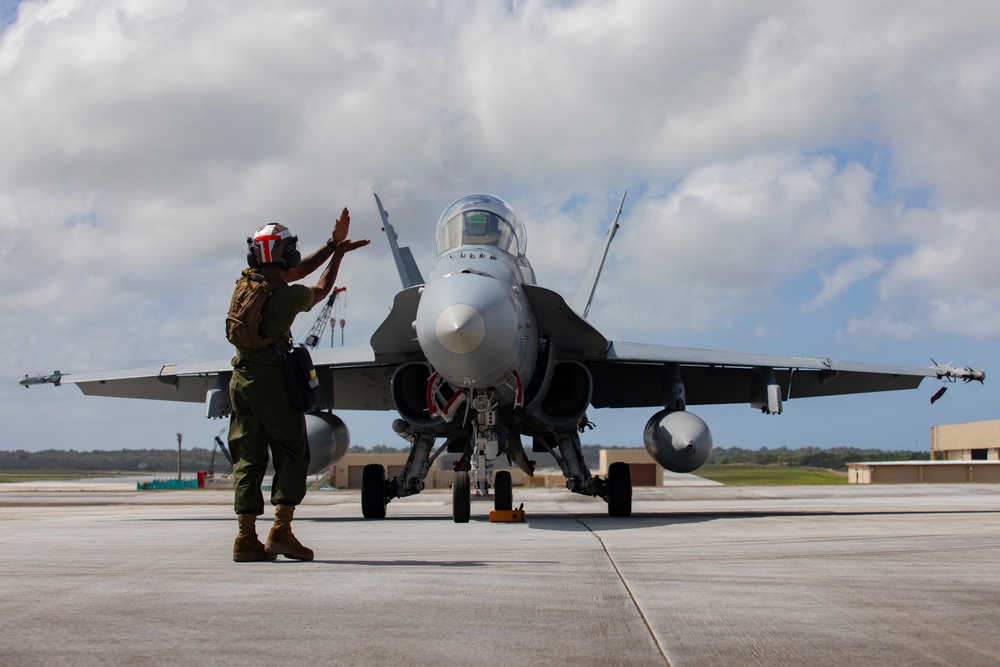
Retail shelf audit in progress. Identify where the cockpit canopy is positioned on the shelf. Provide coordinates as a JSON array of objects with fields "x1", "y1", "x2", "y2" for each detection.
[{"x1": 435, "y1": 194, "x2": 527, "y2": 257}]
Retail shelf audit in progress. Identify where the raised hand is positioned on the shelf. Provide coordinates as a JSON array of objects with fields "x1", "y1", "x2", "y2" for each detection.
[
  {"x1": 330, "y1": 207, "x2": 351, "y2": 245},
  {"x1": 337, "y1": 238, "x2": 371, "y2": 253}
]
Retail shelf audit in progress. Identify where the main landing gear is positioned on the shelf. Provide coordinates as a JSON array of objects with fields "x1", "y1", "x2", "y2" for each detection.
[
  {"x1": 606, "y1": 461, "x2": 632, "y2": 517},
  {"x1": 360, "y1": 421, "x2": 633, "y2": 520},
  {"x1": 534, "y1": 430, "x2": 633, "y2": 517},
  {"x1": 361, "y1": 463, "x2": 387, "y2": 519}
]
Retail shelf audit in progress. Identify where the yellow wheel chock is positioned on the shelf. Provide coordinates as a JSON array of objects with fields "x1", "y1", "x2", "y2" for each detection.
[{"x1": 489, "y1": 503, "x2": 526, "y2": 523}]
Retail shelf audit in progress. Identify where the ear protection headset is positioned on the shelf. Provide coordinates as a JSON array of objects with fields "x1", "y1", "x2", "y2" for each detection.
[{"x1": 247, "y1": 223, "x2": 301, "y2": 270}]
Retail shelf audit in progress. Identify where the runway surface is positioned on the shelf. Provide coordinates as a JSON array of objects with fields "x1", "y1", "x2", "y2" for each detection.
[{"x1": 2, "y1": 481, "x2": 999, "y2": 666}]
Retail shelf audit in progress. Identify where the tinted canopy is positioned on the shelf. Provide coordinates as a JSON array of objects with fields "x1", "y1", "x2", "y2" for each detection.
[{"x1": 435, "y1": 194, "x2": 527, "y2": 257}]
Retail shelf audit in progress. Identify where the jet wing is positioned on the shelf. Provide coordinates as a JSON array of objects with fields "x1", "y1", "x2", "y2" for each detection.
[
  {"x1": 61, "y1": 344, "x2": 396, "y2": 412},
  {"x1": 66, "y1": 359, "x2": 233, "y2": 403},
  {"x1": 589, "y1": 341, "x2": 977, "y2": 409}
]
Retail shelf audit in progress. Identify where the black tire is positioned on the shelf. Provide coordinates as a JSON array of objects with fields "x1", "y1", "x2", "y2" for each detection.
[
  {"x1": 607, "y1": 461, "x2": 632, "y2": 517},
  {"x1": 494, "y1": 470, "x2": 513, "y2": 512},
  {"x1": 361, "y1": 464, "x2": 387, "y2": 519},
  {"x1": 453, "y1": 471, "x2": 471, "y2": 523}
]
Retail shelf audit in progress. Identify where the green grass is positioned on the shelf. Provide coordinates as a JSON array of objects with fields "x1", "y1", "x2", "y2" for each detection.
[
  {"x1": 696, "y1": 464, "x2": 847, "y2": 486},
  {"x1": 0, "y1": 470, "x2": 130, "y2": 483}
]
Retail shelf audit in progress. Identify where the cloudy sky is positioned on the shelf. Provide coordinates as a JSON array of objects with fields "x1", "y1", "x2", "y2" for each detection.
[{"x1": 2, "y1": 0, "x2": 998, "y2": 456}]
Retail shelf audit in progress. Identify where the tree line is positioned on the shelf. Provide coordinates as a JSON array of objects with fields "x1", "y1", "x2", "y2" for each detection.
[
  {"x1": 708, "y1": 446, "x2": 929, "y2": 470},
  {"x1": 0, "y1": 444, "x2": 926, "y2": 473}
]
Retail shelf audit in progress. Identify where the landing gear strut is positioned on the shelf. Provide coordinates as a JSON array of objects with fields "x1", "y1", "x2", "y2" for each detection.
[{"x1": 535, "y1": 430, "x2": 633, "y2": 517}]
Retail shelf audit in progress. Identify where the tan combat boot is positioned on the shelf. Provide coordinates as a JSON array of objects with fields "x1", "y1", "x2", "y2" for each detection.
[
  {"x1": 233, "y1": 514, "x2": 277, "y2": 562},
  {"x1": 264, "y1": 504, "x2": 314, "y2": 561}
]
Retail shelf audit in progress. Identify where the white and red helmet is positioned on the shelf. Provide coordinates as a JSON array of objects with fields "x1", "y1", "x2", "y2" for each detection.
[{"x1": 247, "y1": 223, "x2": 301, "y2": 269}]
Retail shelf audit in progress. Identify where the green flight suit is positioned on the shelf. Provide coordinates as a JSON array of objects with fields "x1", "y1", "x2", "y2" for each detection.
[{"x1": 228, "y1": 275, "x2": 314, "y2": 516}]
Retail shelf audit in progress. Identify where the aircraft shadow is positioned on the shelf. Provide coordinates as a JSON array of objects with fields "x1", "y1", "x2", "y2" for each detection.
[
  {"x1": 295, "y1": 559, "x2": 490, "y2": 567},
  {"x1": 137, "y1": 508, "x2": 998, "y2": 533},
  {"x1": 532, "y1": 508, "x2": 1000, "y2": 532}
]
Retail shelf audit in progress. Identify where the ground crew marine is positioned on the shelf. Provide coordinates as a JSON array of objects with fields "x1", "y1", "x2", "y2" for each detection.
[{"x1": 227, "y1": 214, "x2": 369, "y2": 562}]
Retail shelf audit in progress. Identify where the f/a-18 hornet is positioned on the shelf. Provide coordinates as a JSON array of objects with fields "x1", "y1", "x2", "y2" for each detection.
[{"x1": 22, "y1": 193, "x2": 985, "y2": 521}]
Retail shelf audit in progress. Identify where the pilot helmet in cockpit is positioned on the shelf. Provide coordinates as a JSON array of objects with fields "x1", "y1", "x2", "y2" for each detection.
[
  {"x1": 464, "y1": 211, "x2": 497, "y2": 238},
  {"x1": 435, "y1": 194, "x2": 527, "y2": 257}
]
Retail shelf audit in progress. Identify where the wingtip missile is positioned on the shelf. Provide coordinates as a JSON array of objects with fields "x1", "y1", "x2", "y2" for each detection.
[
  {"x1": 19, "y1": 371, "x2": 64, "y2": 388},
  {"x1": 931, "y1": 361, "x2": 986, "y2": 384}
]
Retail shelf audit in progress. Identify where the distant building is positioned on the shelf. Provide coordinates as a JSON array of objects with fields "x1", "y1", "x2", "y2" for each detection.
[
  {"x1": 322, "y1": 450, "x2": 664, "y2": 489},
  {"x1": 849, "y1": 418, "x2": 1000, "y2": 484},
  {"x1": 931, "y1": 419, "x2": 1000, "y2": 461},
  {"x1": 848, "y1": 461, "x2": 1000, "y2": 484}
]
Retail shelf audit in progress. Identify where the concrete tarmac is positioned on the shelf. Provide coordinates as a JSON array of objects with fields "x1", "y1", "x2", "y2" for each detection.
[{"x1": 2, "y1": 482, "x2": 999, "y2": 666}]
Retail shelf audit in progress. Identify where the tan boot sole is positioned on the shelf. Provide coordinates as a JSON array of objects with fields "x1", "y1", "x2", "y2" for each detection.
[
  {"x1": 233, "y1": 551, "x2": 278, "y2": 562},
  {"x1": 265, "y1": 542, "x2": 314, "y2": 561}
]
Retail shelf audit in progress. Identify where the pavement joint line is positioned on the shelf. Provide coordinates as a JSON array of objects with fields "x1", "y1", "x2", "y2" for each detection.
[{"x1": 570, "y1": 511, "x2": 672, "y2": 667}]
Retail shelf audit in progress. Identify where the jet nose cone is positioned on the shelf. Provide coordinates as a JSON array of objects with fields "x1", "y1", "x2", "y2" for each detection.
[
  {"x1": 435, "y1": 304, "x2": 486, "y2": 354},
  {"x1": 415, "y1": 272, "x2": 523, "y2": 387}
]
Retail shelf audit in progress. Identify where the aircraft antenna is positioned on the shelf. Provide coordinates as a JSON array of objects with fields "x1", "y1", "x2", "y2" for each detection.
[{"x1": 570, "y1": 190, "x2": 627, "y2": 318}]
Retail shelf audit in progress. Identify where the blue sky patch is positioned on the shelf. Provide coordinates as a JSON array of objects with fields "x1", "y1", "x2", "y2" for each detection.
[{"x1": 0, "y1": 0, "x2": 19, "y2": 31}]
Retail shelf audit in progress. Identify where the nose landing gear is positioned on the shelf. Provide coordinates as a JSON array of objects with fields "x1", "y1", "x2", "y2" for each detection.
[
  {"x1": 452, "y1": 470, "x2": 471, "y2": 523},
  {"x1": 450, "y1": 391, "x2": 518, "y2": 522}
]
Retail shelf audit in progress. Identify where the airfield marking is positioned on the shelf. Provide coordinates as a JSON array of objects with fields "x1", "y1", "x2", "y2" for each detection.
[{"x1": 570, "y1": 511, "x2": 672, "y2": 667}]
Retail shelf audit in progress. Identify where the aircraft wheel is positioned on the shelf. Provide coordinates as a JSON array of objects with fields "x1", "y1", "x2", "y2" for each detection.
[
  {"x1": 361, "y1": 464, "x2": 387, "y2": 519},
  {"x1": 453, "y1": 471, "x2": 471, "y2": 523},
  {"x1": 494, "y1": 470, "x2": 513, "y2": 511},
  {"x1": 607, "y1": 462, "x2": 632, "y2": 517}
]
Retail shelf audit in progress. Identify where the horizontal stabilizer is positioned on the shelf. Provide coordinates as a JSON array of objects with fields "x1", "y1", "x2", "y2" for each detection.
[{"x1": 375, "y1": 193, "x2": 424, "y2": 288}]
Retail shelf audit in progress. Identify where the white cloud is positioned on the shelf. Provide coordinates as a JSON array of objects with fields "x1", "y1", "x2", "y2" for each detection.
[
  {"x1": 802, "y1": 254, "x2": 884, "y2": 314},
  {"x1": 594, "y1": 152, "x2": 896, "y2": 336},
  {"x1": 1, "y1": 0, "x2": 999, "y2": 451}
]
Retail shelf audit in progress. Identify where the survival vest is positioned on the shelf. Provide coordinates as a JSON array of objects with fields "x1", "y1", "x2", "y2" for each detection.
[{"x1": 225, "y1": 269, "x2": 284, "y2": 350}]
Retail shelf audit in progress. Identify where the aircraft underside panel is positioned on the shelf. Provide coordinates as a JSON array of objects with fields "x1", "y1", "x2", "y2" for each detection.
[
  {"x1": 72, "y1": 373, "x2": 220, "y2": 403},
  {"x1": 589, "y1": 362, "x2": 925, "y2": 408},
  {"x1": 326, "y1": 365, "x2": 396, "y2": 411}
]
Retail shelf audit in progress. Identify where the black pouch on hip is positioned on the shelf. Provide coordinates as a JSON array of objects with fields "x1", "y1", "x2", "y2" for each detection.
[{"x1": 275, "y1": 346, "x2": 321, "y2": 412}]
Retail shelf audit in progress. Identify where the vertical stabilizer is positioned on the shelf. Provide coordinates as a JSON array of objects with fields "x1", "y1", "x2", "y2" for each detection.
[
  {"x1": 569, "y1": 190, "x2": 626, "y2": 318},
  {"x1": 374, "y1": 193, "x2": 425, "y2": 288}
]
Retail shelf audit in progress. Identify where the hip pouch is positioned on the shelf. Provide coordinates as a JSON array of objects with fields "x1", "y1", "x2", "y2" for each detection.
[{"x1": 275, "y1": 346, "x2": 321, "y2": 412}]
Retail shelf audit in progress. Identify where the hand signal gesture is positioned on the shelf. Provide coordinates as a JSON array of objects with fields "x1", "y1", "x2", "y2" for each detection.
[{"x1": 330, "y1": 207, "x2": 351, "y2": 246}]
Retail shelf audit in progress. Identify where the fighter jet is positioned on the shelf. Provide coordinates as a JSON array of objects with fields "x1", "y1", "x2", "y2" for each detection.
[{"x1": 23, "y1": 193, "x2": 985, "y2": 522}]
